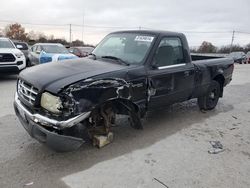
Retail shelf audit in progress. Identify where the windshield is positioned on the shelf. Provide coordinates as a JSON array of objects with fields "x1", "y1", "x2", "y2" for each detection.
[
  {"x1": 93, "y1": 33, "x2": 155, "y2": 64},
  {"x1": 0, "y1": 38, "x2": 15, "y2": 49},
  {"x1": 42, "y1": 45, "x2": 69, "y2": 54}
]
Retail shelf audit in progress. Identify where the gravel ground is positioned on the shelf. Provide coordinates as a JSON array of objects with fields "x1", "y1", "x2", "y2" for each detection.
[{"x1": 0, "y1": 64, "x2": 250, "y2": 188}]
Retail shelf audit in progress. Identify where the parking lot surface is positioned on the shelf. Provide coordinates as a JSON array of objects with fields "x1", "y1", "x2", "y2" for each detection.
[{"x1": 0, "y1": 65, "x2": 250, "y2": 188}]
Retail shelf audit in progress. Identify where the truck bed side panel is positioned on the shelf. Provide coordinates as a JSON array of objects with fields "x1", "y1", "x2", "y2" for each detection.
[{"x1": 192, "y1": 57, "x2": 234, "y2": 98}]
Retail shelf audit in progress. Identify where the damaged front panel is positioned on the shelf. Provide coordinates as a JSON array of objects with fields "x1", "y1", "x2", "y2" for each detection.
[
  {"x1": 55, "y1": 77, "x2": 145, "y2": 147},
  {"x1": 62, "y1": 78, "x2": 132, "y2": 115}
]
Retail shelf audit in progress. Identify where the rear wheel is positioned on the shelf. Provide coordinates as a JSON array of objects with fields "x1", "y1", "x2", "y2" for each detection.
[{"x1": 198, "y1": 80, "x2": 220, "y2": 110}]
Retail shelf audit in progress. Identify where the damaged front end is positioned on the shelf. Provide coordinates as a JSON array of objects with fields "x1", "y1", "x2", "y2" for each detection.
[
  {"x1": 14, "y1": 78, "x2": 143, "y2": 151},
  {"x1": 14, "y1": 93, "x2": 91, "y2": 151},
  {"x1": 60, "y1": 78, "x2": 143, "y2": 146}
]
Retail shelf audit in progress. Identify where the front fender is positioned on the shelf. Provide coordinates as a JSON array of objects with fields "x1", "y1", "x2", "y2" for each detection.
[{"x1": 62, "y1": 78, "x2": 134, "y2": 115}]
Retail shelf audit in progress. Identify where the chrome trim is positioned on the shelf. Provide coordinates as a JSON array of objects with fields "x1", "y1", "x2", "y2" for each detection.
[
  {"x1": 158, "y1": 63, "x2": 186, "y2": 70},
  {"x1": 19, "y1": 90, "x2": 35, "y2": 101},
  {"x1": 18, "y1": 79, "x2": 38, "y2": 105},
  {"x1": 15, "y1": 93, "x2": 91, "y2": 129},
  {"x1": 19, "y1": 81, "x2": 38, "y2": 95}
]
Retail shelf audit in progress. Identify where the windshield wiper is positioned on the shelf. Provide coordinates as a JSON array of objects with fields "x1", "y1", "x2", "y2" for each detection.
[
  {"x1": 101, "y1": 56, "x2": 130, "y2": 66},
  {"x1": 89, "y1": 53, "x2": 97, "y2": 60}
]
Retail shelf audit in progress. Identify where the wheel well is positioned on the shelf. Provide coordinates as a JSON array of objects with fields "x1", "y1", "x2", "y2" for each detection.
[
  {"x1": 90, "y1": 98, "x2": 143, "y2": 129},
  {"x1": 109, "y1": 98, "x2": 141, "y2": 116},
  {"x1": 213, "y1": 74, "x2": 225, "y2": 97},
  {"x1": 91, "y1": 98, "x2": 141, "y2": 117}
]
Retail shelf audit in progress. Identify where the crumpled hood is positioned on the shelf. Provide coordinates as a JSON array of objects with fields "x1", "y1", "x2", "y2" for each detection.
[
  {"x1": 19, "y1": 58, "x2": 128, "y2": 93},
  {"x1": 40, "y1": 52, "x2": 77, "y2": 64}
]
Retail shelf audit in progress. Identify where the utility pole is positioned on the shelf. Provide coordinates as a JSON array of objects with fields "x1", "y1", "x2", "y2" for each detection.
[
  {"x1": 82, "y1": 11, "x2": 84, "y2": 44},
  {"x1": 69, "y1": 24, "x2": 72, "y2": 45},
  {"x1": 230, "y1": 30, "x2": 235, "y2": 53}
]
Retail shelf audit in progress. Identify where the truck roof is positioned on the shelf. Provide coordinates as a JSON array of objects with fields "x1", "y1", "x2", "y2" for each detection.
[{"x1": 110, "y1": 30, "x2": 184, "y2": 37}]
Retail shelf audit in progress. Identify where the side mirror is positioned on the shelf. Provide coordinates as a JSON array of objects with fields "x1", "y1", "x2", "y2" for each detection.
[
  {"x1": 16, "y1": 45, "x2": 23, "y2": 49},
  {"x1": 151, "y1": 57, "x2": 158, "y2": 69},
  {"x1": 36, "y1": 50, "x2": 41, "y2": 54},
  {"x1": 151, "y1": 63, "x2": 158, "y2": 69}
]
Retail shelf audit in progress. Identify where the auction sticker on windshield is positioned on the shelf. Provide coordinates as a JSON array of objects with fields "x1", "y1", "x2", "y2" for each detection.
[{"x1": 135, "y1": 36, "x2": 154, "y2": 42}]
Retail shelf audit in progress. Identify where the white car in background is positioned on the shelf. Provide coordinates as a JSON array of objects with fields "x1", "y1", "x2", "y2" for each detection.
[{"x1": 0, "y1": 37, "x2": 26, "y2": 74}]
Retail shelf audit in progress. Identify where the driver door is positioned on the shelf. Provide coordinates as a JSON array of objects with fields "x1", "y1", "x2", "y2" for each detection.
[{"x1": 147, "y1": 37, "x2": 195, "y2": 109}]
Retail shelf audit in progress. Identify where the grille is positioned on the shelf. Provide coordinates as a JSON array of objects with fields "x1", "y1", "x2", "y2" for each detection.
[
  {"x1": 18, "y1": 79, "x2": 39, "y2": 105},
  {"x1": 0, "y1": 53, "x2": 16, "y2": 62}
]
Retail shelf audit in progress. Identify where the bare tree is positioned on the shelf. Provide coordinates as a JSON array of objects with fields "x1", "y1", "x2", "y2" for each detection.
[
  {"x1": 27, "y1": 30, "x2": 38, "y2": 40},
  {"x1": 0, "y1": 28, "x2": 4, "y2": 37},
  {"x1": 197, "y1": 41, "x2": 217, "y2": 53},
  {"x1": 218, "y1": 45, "x2": 244, "y2": 53},
  {"x1": 244, "y1": 43, "x2": 250, "y2": 53},
  {"x1": 72, "y1": 39, "x2": 84, "y2": 46},
  {"x1": 4, "y1": 23, "x2": 28, "y2": 41}
]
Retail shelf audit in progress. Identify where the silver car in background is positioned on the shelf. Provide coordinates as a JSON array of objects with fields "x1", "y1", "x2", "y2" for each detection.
[{"x1": 229, "y1": 51, "x2": 247, "y2": 64}]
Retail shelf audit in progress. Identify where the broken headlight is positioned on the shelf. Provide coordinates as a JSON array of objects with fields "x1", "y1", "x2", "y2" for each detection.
[{"x1": 40, "y1": 92, "x2": 63, "y2": 114}]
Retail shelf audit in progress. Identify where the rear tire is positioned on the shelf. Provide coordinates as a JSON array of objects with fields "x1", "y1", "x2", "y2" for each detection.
[{"x1": 198, "y1": 80, "x2": 220, "y2": 110}]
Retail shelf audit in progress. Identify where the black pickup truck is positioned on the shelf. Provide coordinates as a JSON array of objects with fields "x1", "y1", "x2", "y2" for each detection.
[{"x1": 14, "y1": 30, "x2": 234, "y2": 151}]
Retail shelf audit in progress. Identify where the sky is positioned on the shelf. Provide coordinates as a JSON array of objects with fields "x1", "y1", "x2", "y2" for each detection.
[{"x1": 0, "y1": 0, "x2": 249, "y2": 47}]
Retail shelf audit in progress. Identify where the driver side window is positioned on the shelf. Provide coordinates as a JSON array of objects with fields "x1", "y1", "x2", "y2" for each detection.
[{"x1": 154, "y1": 37, "x2": 184, "y2": 67}]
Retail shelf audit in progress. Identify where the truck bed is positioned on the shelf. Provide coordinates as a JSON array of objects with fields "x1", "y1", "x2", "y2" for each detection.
[
  {"x1": 191, "y1": 53, "x2": 233, "y2": 67},
  {"x1": 191, "y1": 53, "x2": 227, "y2": 61},
  {"x1": 192, "y1": 55, "x2": 234, "y2": 92}
]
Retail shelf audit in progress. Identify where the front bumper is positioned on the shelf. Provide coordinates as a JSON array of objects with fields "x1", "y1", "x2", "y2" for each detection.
[
  {"x1": 0, "y1": 57, "x2": 26, "y2": 74},
  {"x1": 0, "y1": 66, "x2": 20, "y2": 74},
  {"x1": 14, "y1": 93, "x2": 90, "y2": 151}
]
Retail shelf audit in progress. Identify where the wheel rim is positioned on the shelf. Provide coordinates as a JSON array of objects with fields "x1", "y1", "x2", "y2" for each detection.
[
  {"x1": 208, "y1": 88, "x2": 219, "y2": 105},
  {"x1": 209, "y1": 89, "x2": 216, "y2": 100}
]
